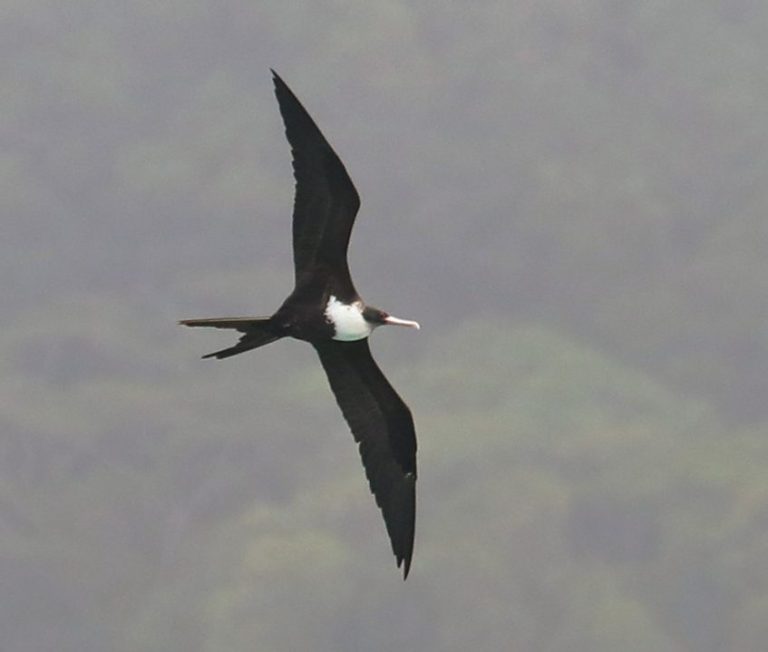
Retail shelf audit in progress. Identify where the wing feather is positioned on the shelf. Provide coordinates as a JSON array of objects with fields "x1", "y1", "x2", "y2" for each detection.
[
  {"x1": 313, "y1": 339, "x2": 417, "y2": 578},
  {"x1": 272, "y1": 71, "x2": 361, "y2": 288}
]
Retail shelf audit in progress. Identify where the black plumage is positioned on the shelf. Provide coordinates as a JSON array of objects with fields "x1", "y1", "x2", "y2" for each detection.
[
  {"x1": 180, "y1": 71, "x2": 419, "y2": 577},
  {"x1": 314, "y1": 339, "x2": 416, "y2": 575}
]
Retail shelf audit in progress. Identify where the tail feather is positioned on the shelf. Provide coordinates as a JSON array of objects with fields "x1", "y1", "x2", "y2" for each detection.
[
  {"x1": 180, "y1": 317, "x2": 282, "y2": 359},
  {"x1": 179, "y1": 317, "x2": 272, "y2": 332},
  {"x1": 201, "y1": 336, "x2": 279, "y2": 359}
]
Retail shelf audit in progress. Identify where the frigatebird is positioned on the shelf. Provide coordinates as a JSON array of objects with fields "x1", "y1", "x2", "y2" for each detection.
[{"x1": 180, "y1": 71, "x2": 420, "y2": 577}]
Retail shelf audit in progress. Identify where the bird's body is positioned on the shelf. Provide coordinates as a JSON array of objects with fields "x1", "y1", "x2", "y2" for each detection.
[{"x1": 180, "y1": 71, "x2": 420, "y2": 577}]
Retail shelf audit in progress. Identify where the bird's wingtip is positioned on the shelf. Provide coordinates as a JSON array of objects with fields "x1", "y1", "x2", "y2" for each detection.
[{"x1": 401, "y1": 557, "x2": 411, "y2": 580}]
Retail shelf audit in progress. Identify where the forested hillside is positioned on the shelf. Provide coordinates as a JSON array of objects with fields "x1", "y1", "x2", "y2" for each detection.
[{"x1": 2, "y1": 2, "x2": 768, "y2": 651}]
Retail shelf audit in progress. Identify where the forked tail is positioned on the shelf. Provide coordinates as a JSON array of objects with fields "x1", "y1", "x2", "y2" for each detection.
[{"x1": 179, "y1": 317, "x2": 283, "y2": 359}]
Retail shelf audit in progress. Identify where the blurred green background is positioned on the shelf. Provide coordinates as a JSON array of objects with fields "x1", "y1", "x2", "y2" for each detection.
[{"x1": 2, "y1": 2, "x2": 768, "y2": 650}]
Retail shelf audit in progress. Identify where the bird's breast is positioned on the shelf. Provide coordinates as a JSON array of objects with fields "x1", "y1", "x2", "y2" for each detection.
[{"x1": 324, "y1": 296, "x2": 372, "y2": 341}]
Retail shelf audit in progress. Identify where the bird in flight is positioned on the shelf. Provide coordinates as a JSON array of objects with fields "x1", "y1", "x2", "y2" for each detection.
[{"x1": 181, "y1": 71, "x2": 420, "y2": 577}]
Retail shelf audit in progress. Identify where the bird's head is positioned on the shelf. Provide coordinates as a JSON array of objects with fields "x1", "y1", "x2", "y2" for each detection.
[{"x1": 363, "y1": 306, "x2": 420, "y2": 331}]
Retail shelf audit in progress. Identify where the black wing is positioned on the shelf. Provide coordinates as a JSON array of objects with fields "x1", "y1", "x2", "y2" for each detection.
[
  {"x1": 313, "y1": 339, "x2": 417, "y2": 578},
  {"x1": 271, "y1": 70, "x2": 361, "y2": 291}
]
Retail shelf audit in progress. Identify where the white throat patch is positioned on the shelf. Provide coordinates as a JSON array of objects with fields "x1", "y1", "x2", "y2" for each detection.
[{"x1": 324, "y1": 296, "x2": 372, "y2": 341}]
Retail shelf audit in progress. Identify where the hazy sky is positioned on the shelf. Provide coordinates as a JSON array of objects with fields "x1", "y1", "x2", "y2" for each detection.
[{"x1": 2, "y1": 2, "x2": 768, "y2": 651}]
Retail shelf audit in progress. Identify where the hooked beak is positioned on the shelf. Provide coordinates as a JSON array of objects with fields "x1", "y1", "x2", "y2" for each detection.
[{"x1": 383, "y1": 315, "x2": 421, "y2": 330}]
